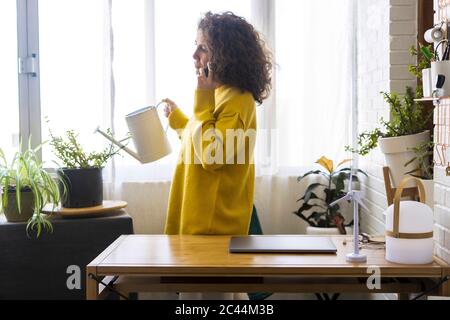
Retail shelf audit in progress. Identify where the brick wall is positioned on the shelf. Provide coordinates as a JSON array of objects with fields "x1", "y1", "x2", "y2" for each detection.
[
  {"x1": 359, "y1": 0, "x2": 450, "y2": 264},
  {"x1": 433, "y1": 0, "x2": 450, "y2": 263},
  {"x1": 358, "y1": 0, "x2": 418, "y2": 234}
]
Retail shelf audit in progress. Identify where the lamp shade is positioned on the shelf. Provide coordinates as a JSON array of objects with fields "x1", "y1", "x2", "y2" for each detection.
[
  {"x1": 125, "y1": 106, "x2": 172, "y2": 164},
  {"x1": 385, "y1": 177, "x2": 434, "y2": 265}
]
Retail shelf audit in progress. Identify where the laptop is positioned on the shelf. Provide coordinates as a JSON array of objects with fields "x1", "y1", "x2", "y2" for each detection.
[{"x1": 229, "y1": 235, "x2": 337, "y2": 254}]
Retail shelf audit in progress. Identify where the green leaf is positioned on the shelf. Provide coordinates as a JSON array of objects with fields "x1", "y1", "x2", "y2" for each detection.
[
  {"x1": 303, "y1": 183, "x2": 327, "y2": 202},
  {"x1": 297, "y1": 170, "x2": 329, "y2": 182}
]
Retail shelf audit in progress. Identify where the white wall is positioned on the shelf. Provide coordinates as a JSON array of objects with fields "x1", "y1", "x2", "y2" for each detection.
[
  {"x1": 357, "y1": 0, "x2": 391, "y2": 234},
  {"x1": 357, "y1": 0, "x2": 418, "y2": 235}
]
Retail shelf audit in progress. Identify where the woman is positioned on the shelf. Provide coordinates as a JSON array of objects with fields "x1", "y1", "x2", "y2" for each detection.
[{"x1": 164, "y1": 11, "x2": 272, "y2": 236}]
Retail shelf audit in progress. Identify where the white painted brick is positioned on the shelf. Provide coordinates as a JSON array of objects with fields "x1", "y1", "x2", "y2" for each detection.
[
  {"x1": 445, "y1": 187, "x2": 450, "y2": 208},
  {"x1": 434, "y1": 224, "x2": 446, "y2": 247},
  {"x1": 390, "y1": 51, "x2": 416, "y2": 65},
  {"x1": 435, "y1": 183, "x2": 445, "y2": 205},
  {"x1": 435, "y1": 205, "x2": 450, "y2": 229},
  {"x1": 390, "y1": 22, "x2": 416, "y2": 35},
  {"x1": 435, "y1": 167, "x2": 450, "y2": 187},
  {"x1": 391, "y1": 0, "x2": 417, "y2": 6},
  {"x1": 362, "y1": 185, "x2": 388, "y2": 210},
  {"x1": 362, "y1": 196, "x2": 387, "y2": 221},
  {"x1": 389, "y1": 79, "x2": 417, "y2": 93},
  {"x1": 435, "y1": 244, "x2": 450, "y2": 264},
  {"x1": 390, "y1": 6, "x2": 416, "y2": 21},
  {"x1": 377, "y1": 109, "x2": 391, "y2": 122},
  {"x1": 434, "y1": 204, "x2": 440, "y2": 222},
  {"x1": 391, "y1": 64, "x2": 413, "y2": 81},
  {"x1": 445, "y1": 228, "x2": 450, "y2": 249},
  {"x1": 364, "y1": 212, "x2": 386, "y2": 234},
  {"x1": 390, "y1": 35, "x2": 416, "y2": 50},
  {"x1": 366, "y1": 110, "x2": 378, "y2": 123}
]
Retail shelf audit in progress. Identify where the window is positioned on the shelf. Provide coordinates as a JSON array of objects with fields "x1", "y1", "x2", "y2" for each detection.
[
  {"x1": 274, "y1": 0, "x2": 354, "y2": 166},
  {"x1": 38, "y1": 0, "x2": 106, "y2": 165},
  {"x1": 0, "y1": 1, "x2": 20, "y2": 160}
]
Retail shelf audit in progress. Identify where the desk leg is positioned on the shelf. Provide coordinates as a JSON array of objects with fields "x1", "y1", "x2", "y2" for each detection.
[
  {"x1": 86, "y1": 266, "x2": 99, "y2": 300},
  {"x1": 439, "y1": 268, "x2": 450, "y2": 297}
]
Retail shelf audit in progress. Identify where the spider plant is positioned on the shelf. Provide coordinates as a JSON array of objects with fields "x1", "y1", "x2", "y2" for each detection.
[{"x1": 0, "y1": 140, "x2": 66, "y2": 237}]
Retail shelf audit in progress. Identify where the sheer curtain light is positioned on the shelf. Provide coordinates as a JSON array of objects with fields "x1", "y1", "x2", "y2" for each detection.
[
  {"x1": 274, "y1": 0, "x2": 353, "y2": 168},
  {"x1": 0, "y1": 1, "x2": 20, "y2": 161}
]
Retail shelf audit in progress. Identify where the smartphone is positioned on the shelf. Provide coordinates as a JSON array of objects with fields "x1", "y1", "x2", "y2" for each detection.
[{"x1": 203, "y1": 66, "x2": 209, "y2": 78}]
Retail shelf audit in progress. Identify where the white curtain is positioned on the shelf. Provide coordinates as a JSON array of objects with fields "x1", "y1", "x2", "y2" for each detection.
[{"x1": 102, "y1": 0, "x2": 355, "y2": 234}]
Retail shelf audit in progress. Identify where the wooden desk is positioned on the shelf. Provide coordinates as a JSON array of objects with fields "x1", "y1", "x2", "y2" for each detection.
[{"x1": 86, "y1": 235, "x2": 450, "y2": 300}]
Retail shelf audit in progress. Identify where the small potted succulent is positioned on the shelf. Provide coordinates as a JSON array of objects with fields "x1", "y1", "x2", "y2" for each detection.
[
  {"x1": 49, "y1": 128, "x2": 123, "y2": 208},
  {"x1": 409, "y1": 44, "x2": 434, "y2": 97},
  {"x1": 294, "y1": 156, "x2": 367, "y2": 235},
  {"x1": 0, "y1": 142, "x2": 65, "y2": 237}
]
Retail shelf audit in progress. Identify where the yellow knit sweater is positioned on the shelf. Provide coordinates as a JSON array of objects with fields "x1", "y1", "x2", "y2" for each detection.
[{"x1": 164, "y1": 85, "x2": 256, "y2": 235}]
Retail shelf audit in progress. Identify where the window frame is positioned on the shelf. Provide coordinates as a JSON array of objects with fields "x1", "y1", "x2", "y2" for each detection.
[{"x1": 17, "y1": 0, "x2": 42, "y2": 156}]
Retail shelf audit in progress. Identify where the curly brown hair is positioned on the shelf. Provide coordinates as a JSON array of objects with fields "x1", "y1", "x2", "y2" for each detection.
[{"x1": 198, "y1": 11, "x2": 273, "y2": 105}]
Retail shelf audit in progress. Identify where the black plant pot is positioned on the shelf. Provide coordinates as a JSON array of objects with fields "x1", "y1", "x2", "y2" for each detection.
[{"x1": 58, "y1": 167, "x2": 103, "y2": 208}]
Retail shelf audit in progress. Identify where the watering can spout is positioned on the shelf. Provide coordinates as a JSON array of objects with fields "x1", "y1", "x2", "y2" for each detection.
[{"x1": 94, "y1": 127, "x2": 142, "y2": 163}]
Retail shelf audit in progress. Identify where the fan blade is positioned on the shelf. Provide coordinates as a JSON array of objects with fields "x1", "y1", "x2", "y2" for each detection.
[{"x1": 329, "y1": 194, "x2": 351, "y2": 207}]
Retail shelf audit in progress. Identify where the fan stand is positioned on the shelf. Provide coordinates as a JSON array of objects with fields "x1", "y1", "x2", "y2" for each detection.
[
  {"x1": 382, "y1": 167, "x2": 420, "y2": 206},
  {"x1": 347, "y1": 197, "x2": 367, "y2": 263}
]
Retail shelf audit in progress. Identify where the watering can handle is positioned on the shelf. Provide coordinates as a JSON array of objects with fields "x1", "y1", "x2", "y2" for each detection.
[
  {"x1": 155, "y1": 101, "x2": 170, "y2": 133},
  {"x1": 387, "y1": 177, "x2": 432, "y2": 240},
  {"x1": 155, "y1": 101, "x2": 169, "y2": 133}
]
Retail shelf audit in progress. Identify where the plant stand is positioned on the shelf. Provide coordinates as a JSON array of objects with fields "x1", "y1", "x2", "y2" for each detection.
[{"x1": 383, "y1": 167, "x2": 419, "y2": 206}]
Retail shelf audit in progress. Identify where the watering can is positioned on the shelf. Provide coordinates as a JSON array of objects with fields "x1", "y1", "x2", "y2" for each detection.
[{"x1": 95, "y1": 101, "x2": 172, "y2": 164}]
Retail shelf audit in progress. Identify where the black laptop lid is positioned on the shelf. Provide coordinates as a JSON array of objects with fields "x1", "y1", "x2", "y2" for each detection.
[{"x1": 229, "y1": 236, "x2": 337, "y2": 254}]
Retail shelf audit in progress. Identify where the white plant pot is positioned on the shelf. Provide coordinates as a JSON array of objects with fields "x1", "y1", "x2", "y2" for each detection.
[
  {"x1": 419, "y1": 179, "x2": 434, "y2": 210},
  {"x1": 379, "y1": 131, "x2": 430, "y2": 188},
  {"x1": 306, "y1": 226, "x2": 353, "y2": 236}
]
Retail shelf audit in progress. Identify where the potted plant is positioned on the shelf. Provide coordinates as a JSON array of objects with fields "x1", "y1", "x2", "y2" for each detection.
[
  {"x1": 294, "y1": 156, "x2": 367, "y2": 235},
  {"x1": 346, "y1": 43, "x2": 434, "y2": 187},
  {"x1": 49, "y1": 128, "x2": 122, "y2": 208},
  {"x1": 347, "y1": 89, "x2": 431, "y2": 188},
  {"x1": 0, "y1": 143, "x2": 64, "y2": 237},
  {"x1": 409, "y1": 44, "x2": 434, "y2": 97}
]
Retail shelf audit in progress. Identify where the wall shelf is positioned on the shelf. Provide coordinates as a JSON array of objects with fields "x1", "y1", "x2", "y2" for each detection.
[{"x1": 414, "y1": 97, "x2": 442, "y2": 102}]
